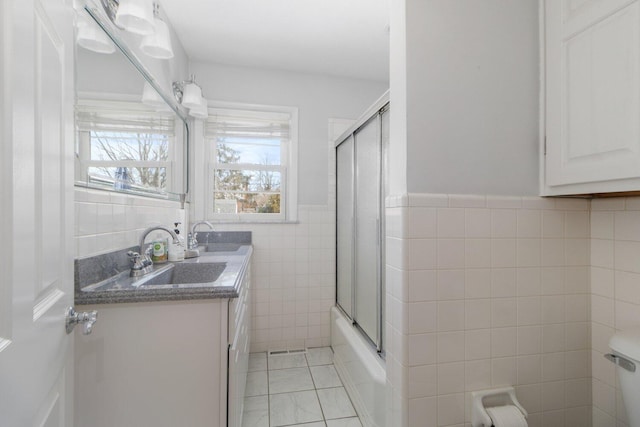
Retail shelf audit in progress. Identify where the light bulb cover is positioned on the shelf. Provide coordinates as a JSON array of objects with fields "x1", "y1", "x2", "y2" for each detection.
[
  {"x1": 77, "y1": 16, "x2": 116, "y2": 54},
  {"x1": 115, "y1": 0, "x2": 155, "y2": 36},
  {"x1": 141, "y1": 81, "x2": 166, "y2": 107},
  {"x1": 189, "y1": 99, "x2": 209, "y2": 118},
  {"x1": 181, "y1": 83, "x2": 203, "y2": 109},
  {"x1": 140, "y1": 17, "x2": 174, "y2": 59}
]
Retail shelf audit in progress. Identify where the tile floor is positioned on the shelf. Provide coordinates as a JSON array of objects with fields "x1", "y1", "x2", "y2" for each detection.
[{"x1": 242, "y1": 347, "x2": 363, "y2": 427}]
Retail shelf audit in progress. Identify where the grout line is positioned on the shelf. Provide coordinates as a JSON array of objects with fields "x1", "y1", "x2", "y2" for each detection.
[{"x1": 248, "y1": 349, "x2": 362, "y2": 427}]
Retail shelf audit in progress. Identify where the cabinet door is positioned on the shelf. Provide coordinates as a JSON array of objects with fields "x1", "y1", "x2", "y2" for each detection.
[{"x1": 545, "y1": 0, "x2": 640, "y2": 189}]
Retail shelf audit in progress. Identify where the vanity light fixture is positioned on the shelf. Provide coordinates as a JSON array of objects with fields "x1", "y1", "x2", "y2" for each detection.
[
  {"x1": 173, "y1": 76, "x2": 209, "y2": 119},
  {"x1": 139, "y1": 3, "x2": 173, "y2": 59},
  {"x1": 114, "y1": 0, "x2": 155, "y2": 36},
  {"x1": 181, "y1": 82, "x2": 204, "y2": 110},
  {"x1": 76, "y1": 14, "x2": 116, "y2": 54},
  {"x1": 188, "y1": 101, "x2": 209, "y2": 119}
]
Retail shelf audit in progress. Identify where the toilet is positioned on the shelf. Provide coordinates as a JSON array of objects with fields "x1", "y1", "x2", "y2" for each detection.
[{"x1": 607, "y1": 328, "x2": 640, "y2": 427}]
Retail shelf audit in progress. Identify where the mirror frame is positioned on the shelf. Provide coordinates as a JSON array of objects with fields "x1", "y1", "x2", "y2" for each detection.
[{"x1": 75, "y1": 0, "x2": 190, "y2": 200}]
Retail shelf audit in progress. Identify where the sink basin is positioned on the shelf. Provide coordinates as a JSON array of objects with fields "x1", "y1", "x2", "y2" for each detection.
[
  {"x1": 85, "y1": 261, "x2": 227, "y2": 291},
  {"x1": 206, "y1": 243, "x2": 242, "y2": 252},
  {"x1": 141, "y1": 262, "x2": 227, "y2": 287}
]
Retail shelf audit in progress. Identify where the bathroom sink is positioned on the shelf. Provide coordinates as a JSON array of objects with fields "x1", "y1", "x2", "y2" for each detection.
[
  {"x1": 85, "y1": 262, "x2": 227, "y2": 291},
  {"x1": 140, "y1": 262, "x2": 227, "y2": 287}
]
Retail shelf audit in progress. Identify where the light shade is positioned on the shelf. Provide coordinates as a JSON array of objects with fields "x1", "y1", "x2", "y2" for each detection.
[
  {"x1": 189, "y1": 99, "x2": 209, "y2": 119},
  {"x1": 181, "y1": 83, "x2": 203, "y2": 109},
  {"x1": 140, "y1": 17, "x2": 174, "y2": 59},
  {"x1": 141, "y1": 81, "x2": 166, "y2": 107},
  {"x1": 115, "y1": 0, "x2": 155, "y2": 36},
  {"x1": 77, "y1": 16, "x2": 116, "y2": 54}
]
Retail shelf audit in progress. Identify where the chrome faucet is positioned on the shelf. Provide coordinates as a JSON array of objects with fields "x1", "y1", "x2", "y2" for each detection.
[
  {"x1": 129, "y1": 226, "x2": 179, "y2": 276},
  {"x1": 188, "y1": 220, "x2": 214, "y2": 250},
  {"x1": 127, "y1": 250, "x2": 153, "y2": 277},
  {"x1": 184, "y1": 220, "x2": 214, "y2": 259}
]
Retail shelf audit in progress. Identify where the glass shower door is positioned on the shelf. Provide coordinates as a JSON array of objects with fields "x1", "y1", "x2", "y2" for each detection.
[
  {"x1": 354, "y1": 118, "x2": 381, "y2": 345},
  {"x1": 335, "y1": 100, "x2": 388, "y2": 354},
  {"x1": 336, "y1": 136, "x2": 354, "y2": 318}
]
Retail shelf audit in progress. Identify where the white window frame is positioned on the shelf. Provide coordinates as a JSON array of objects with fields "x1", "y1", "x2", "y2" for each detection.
[
  {"x1": 75, "y1": 96, "x2": 181, "y2": 197},
  {"x1": 205, "y1": 101, "x2": 298, "y2": 222}
]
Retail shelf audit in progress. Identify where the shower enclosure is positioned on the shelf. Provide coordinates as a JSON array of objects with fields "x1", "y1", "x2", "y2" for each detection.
[{"x1": 336, "y1": 93, "x2": 389, "y2": 354}]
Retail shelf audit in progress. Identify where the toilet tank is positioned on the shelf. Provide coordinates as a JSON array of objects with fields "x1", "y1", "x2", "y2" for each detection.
[{"x1": 609, "y1": 328, "x2": 640, "y2": 427}]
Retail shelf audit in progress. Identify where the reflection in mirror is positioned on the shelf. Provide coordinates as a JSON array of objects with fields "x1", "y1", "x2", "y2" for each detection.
[{"x1": 74, "y1": 4, "x2": 187, "y2": 200}]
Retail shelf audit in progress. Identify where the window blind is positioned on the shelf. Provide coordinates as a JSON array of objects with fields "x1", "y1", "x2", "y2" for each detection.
[
  {"x1": 205, "y1": 108, "x2": 290, "y2": 140},
  {"x1": 76, "y1": 100, "x2": 175, "y2": 135}
]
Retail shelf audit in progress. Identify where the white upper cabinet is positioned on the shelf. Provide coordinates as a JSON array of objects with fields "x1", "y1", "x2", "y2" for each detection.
[{"x1": 542, "y1": 0, "x2": 640, "y2": 195}]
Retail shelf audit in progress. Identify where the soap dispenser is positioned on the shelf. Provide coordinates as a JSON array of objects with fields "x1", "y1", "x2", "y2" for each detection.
[
  {"x1": 168, "y1": 222, "x2": 185, "y2": 262},
  {"x1": 151, "y1": 232, "x2": 168, "y2": 263}
]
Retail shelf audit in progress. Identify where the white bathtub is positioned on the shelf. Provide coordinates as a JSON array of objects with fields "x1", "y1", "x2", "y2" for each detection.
[{"x1": 330, "y1": 306, "x2": 386, "y2": 427}]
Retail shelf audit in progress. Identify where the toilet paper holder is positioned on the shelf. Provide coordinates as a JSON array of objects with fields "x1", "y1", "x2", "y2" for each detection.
[{"x1": 471, "y1": 386, "x2": 527, "y2": 427}]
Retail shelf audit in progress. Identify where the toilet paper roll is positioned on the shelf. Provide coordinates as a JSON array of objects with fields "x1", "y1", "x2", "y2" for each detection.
[{"x1": 486, "y1": 405, "x2": 527, "y2": 427}]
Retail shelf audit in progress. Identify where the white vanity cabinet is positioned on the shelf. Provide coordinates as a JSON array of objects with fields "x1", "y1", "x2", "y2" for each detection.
[
  {"x1": 542, "y1": 0, "x2": 640, "y2": 196},
  {"x1": 74, "y1": 264, "x2": 252, "y2": 427},
  {"x1": 227, "y1": 264, "x2": 251, "y2": 427}
]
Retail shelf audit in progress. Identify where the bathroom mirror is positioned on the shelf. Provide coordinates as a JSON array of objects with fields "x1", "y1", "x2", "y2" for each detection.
[{"x1": 74, "y1": 1, "x2": 189, "y2": 200}]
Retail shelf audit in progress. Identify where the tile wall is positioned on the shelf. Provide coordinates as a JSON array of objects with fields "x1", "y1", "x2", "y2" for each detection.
[
  {"x1": 74, "y1": 188, "x2": 185, "y2": 258},
  {"x1": 385, "y1": 194, "x2": 592, "y2": 427},
  {"x1": 212, "y1": 205, "x2": 336, "y2": 353},
  {"x1": 590, "y1": 197, "x2": 640, "y2": 427}
]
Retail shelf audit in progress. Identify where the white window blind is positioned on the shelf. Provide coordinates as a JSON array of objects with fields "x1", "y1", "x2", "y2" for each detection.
[{"x1": 75, "y1": 99, "x2": 176, "y2": 196}]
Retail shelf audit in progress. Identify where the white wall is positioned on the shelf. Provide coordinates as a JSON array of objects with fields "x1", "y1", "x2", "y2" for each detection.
[
  {"x1": 393, "y1": 0, "x2": 540, "y2": 196},
  {"x1": 189, "y1": 61, "x2": 388, "y2": 205},
  {"x1": 389, "y1": 0, "x2": 408, "y2": 196}
]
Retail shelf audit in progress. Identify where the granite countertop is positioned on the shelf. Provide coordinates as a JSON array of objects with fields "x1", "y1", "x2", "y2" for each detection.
[{"x1": 75, "y1": 243, "x2": 253, "y2": 305}]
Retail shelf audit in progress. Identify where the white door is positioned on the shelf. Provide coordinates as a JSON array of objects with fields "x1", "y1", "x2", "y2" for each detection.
[
  {"x1": 0, "y1": 0, "x2": 75, "y2": 426},
  {"x1": 545, "y1": 0, "x2": 640, "y2": 187}
]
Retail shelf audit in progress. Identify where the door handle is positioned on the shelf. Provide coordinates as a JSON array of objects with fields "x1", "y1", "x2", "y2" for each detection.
[{"x1": 65, "y1": 307, "x2": 98, "y2": 335}]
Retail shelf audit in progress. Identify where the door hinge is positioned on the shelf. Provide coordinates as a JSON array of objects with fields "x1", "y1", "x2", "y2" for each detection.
[{"x1": 544, "y1": 136, "x2": 547, "y2": 156}]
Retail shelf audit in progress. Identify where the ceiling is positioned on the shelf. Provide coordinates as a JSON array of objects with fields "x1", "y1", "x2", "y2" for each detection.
[{"x1": 160, "y1": 0, "x2": 390, "y2": 82}]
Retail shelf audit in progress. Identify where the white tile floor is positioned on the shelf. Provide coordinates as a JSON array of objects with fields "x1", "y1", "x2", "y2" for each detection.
[{"x1": 242, "y1": 347, "x2": 363, "y2": 427}]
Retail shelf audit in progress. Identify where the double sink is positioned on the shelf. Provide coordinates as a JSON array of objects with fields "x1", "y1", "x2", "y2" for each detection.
[{"x1": 78, "y1": 243, "x2": 251, "y2": 302}]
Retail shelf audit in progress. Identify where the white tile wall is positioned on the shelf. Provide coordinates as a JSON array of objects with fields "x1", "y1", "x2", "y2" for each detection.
[
  {"x1": 385, "y1": 194, "x2": 591, "y2": 427},
  {"x1": 74, "y1": 188, "x2": 185, "y2": 258},
  {"x1": 590, "y1": 196, "x2": 640, "y2": 427},
  {"x1": 211, "y1": 205, "x2": 336, "y2": 352}
]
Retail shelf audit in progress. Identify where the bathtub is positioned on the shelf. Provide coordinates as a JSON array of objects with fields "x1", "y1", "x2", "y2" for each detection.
[{"x1": 330, "y1": 306, "x2": 386, "y2": 427}]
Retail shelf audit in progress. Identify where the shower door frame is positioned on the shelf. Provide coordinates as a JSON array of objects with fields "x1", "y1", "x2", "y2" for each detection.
[{"x1": 335, "y1": 92, "x2": 389, "y2": 355}]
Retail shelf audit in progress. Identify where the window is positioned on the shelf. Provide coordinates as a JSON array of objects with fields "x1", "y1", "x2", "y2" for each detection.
[
  {"x1": 75, "y1": 99, "x2": 179, "y2": 196},
  {"x1": 206, "y1": 104, "x2": 298, "y2": 221}
]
